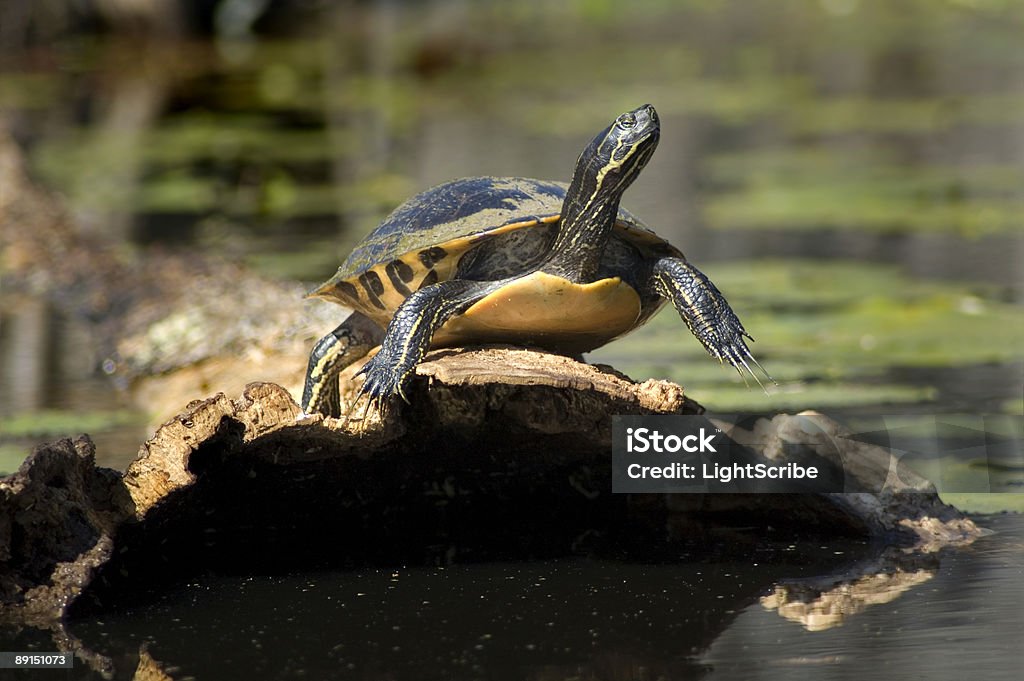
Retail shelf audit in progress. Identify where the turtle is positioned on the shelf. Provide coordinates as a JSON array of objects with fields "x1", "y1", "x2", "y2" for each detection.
[{"x1": 301, "y1": 103, "x2": 768, "y2": 417}]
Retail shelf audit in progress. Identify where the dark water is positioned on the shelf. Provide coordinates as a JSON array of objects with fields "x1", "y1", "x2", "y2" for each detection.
[{"x1": 1, "y1": 514, "x2": 1020, "y2": 680}]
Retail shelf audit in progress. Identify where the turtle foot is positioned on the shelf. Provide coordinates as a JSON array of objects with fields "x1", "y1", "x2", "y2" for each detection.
[{"x1": 354, "y1": 353, "x2": 413, "y2": 418}]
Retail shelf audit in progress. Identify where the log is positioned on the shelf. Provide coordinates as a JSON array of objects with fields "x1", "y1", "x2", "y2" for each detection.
[{"x1": 0, "y1": 347, "x2": 982, "y2": 627}]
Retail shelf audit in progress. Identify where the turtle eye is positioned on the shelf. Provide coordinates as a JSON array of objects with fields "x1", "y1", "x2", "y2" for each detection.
[{"x1": 618, "y1": 113, "x2": 637, "y2": 129}]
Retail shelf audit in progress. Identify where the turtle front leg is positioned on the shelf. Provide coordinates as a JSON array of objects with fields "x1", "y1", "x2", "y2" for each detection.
[
  {"x1": 357, "y1": 279, "x2": 503, "y2": 414},
  {"x1": 650, "y1": 257, "x2": 772, "y2": 387},
  {"x1": 302, "y1": 311, "x2": 384, "y2": 417}
]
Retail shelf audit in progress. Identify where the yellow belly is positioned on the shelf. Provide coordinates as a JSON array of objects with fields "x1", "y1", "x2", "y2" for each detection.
[{"x1": 434, "y1": 271, "x2": 642, "y2": 353}]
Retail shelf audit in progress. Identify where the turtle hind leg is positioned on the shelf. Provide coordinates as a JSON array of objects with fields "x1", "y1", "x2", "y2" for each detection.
[
  {"x1": 357, "y1": 278, "x2": 505, "y2": 415},
  {"x1": 651, "y1": 257, "x2": 773, "y2": 390},
  {"x1": 302, "y1": 311, "x2": 384, "y2": 417}
]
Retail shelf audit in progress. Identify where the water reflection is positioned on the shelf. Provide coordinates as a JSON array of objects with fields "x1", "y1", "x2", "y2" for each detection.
[
  {"x1": 4, "y1": 515, "x2": 1006, "y2": 680},
  {"x1": 703, "y1": 514, "x2": 1024, "y2": 681},
  {"x1": 761, "y1": 555, "x2": 937, "y2": 632},
  {"x1": 0, "y1": 299, "x2": 147, "y2": 474}
]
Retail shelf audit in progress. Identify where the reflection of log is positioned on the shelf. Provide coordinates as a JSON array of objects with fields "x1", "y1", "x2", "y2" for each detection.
[
  {"x1": 763, "y1": 568, "x2": 936, "y2": 631},
  {"x1": 133, "y1": 646, "x2": 174, "y2": 681},
  {"x1": 759, "y1": 544, "x2": 946, "y2": 631},
  {"x1": 0, "y1": 348, "x2": 982, "y2": 626}
]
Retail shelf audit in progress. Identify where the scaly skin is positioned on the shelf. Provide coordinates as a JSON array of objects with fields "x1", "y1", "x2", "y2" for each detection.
[
  {"x1": 356, "y1": 279, "x2": 505, "y2": 414},
  {"x1": 301, "y1": 311, "x2": 382, "y2": 416},
  {"x1": 651, "y1": 257, "x2": 769, "y2": 388}
]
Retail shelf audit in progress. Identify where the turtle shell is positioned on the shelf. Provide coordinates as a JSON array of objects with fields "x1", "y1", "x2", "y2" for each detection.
[{"x1": 309, "y1": 176, "x2": 681, "y2": 320}]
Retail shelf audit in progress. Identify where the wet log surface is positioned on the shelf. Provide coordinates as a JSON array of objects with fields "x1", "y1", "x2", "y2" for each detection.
[{"x1": 0, "y1": 347, "x2": 981, "y2": 628}]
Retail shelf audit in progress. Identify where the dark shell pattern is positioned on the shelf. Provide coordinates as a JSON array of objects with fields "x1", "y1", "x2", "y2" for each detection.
[{"x1": 310, "y1": 176, "x2": 680, "y2": 318}]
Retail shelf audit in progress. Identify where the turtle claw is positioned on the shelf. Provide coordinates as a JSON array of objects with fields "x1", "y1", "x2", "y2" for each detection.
[
  {"x1": 700, "y1": 315, "x2": 774, "y2": 394},
  {"x1": 718, "y1": 330, "x2": 775, "y2": 394},
  {"x1": 353, "y1": 353, "x2": 412, "y2": 419}
]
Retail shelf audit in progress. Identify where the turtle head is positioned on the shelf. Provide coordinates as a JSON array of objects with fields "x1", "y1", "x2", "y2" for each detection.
[
  {"x1": 545, "y1": 104, "x2": 660, "y2": 280},
  {"x1": 572, "y1": 104, "x2": 661, "y2": 205}
]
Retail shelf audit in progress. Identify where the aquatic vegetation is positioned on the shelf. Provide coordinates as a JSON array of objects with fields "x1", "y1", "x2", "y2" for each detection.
[
  {"x1": 592, "y1": 260, "x2": 1024, "y2": 411},
  {"x1": 0, "y1": 410, "x2": 145, "y2": 475},
  {"x1": 940, "y1": 493, "x2": 1024, "y2": 514},
  {"x1": 705, "y1": 149, "x2": 1024, "y2": 235},
  {"x1": 0, "y1": 409, "x2": 143, "y2": 439}
]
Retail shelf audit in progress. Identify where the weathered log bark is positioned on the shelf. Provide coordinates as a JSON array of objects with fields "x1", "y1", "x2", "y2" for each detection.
[
  {"x1": 0, "y1": 347, "x2": 982, "y2": 627},
  {"x1": 0, "y1": 437, "x2": 132, "y2": 627}
]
